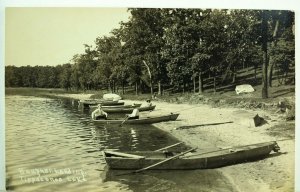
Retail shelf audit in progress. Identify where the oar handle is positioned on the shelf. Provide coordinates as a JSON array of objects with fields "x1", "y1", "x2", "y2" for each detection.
[{"x1": 155, "y1": 142, "x2": 184, "y2": 151}]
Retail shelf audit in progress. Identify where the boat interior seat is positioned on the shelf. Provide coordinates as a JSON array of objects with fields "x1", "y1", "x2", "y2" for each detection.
[{"x1": 163, "y1": 151, "x2": 174, "y2": 158}]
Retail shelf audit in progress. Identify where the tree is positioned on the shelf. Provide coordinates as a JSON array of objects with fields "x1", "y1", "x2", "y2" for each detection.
[
  {"x1": 162, "y1": 9, "x2": 205, "y2": 93},
  {"x1": 95, "y1": 35, "x2": 123, "y2": 92},
  {"x1": 222, "y1": 10, "x2": 258, "y2": 83},
  {"x1": 59, "y1": 63, "x2": 72, "y2": 90},
  {"x1": 70, "y1": 45, "x2": 98, "y2": 90},
  {"x1": 201, "y1": 9, "x2": 229, "y2": 93},
  {"x1": 267, "y1": 11, "x2": 295, "y2": 86},
  {"x1": 261, "y1": 11, "x2": 269, "y2": 99},
  {"x1": 120, "y1": 8, "x2": 165, "y2": 95},
  {"x1": 272, "y1": 27, "x2": 295, "y2": 85},
  {"x1": 5, "y1": 66, "x2": 20, "y2": 87}
]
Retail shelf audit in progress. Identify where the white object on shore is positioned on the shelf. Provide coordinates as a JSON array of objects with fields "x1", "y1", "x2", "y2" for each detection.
[
  {"x1": 235, "y1": 84, "x2": 255, "y2": 95},
  {"x1": 103, "y1": 93, "x2": 122, "y2": 101}
]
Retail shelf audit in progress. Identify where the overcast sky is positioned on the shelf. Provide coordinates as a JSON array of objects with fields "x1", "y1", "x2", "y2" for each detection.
[
  {"x1": 4, "y1": 1, "x2": 297, "y2": 67},
  {"x1": 5, "y1": 7, "x2": 130, "y2": 67}
]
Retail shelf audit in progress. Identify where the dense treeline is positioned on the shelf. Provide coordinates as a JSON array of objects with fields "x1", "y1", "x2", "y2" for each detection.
[{"x1": 5, "y1": 9, "x2": 295, "y2": 98}]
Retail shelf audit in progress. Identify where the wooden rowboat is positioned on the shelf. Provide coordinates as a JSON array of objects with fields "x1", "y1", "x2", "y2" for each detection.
[
  {"x1": 102, "y1": 105, "x2": 156, "y2": 113},
  {"x1": 93, "y1": 113, "x2": 179, "y2": 124},
  {"x1": 79, "y1": 99, "x2": 124, "y2": 108},
  {"x1": 103, "y1": 141, "x2": 280, "y2": 170},
  {"x1": 89, "y1": 103, "x2": 142, "y2": 110}
]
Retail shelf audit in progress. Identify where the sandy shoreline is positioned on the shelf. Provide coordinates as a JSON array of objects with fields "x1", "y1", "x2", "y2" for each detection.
[
  {"x1": 150, "y1": 101, "x2": 294, "y2": 192},
  {"x1": 57, "y1": 93, "x2": 295, "y2": 192}
]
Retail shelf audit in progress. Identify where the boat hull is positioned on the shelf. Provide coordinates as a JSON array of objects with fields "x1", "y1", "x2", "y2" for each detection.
[
  {"x1": 103, "y1": 141, "x2": 280, "y2": 170},
  {"x1": 89, "y1": 103, "x2": 142, "y2": 110},
  {"x1": 102, "y1": 105, "x2": 156, "y2": 113},
  {"x1": 93, "y1": 113, "x2": 179, "y2": 124},
  {"x1": 79, "y1": 100, "x2": 124, "y2": 107}
]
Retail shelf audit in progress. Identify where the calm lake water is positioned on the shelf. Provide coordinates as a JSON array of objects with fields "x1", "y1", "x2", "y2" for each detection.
[{"x1": 5, "y1": 95, "x2": 236, "y2": 192}]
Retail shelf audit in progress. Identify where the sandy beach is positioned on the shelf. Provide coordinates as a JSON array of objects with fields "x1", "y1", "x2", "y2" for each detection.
[
  {"x1": 149, "y1": 101, "x2": 294, "y2": 192},
  {"x1": 58, "y1": 93, "x2": 295, "y2": 192}
]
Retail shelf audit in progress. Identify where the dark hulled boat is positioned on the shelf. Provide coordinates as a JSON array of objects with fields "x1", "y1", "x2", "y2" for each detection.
[
  {"x1": 102, "y1": 105, "x2": 156, "y2": 113},
  {"x1": 93, "y1": 113, "x2": 179, "y2": 124},
  {"x1": 89, "y1": 103, "x2": 142, "y2": 110},
  {"x1": 103, "y1": 141, "x2": 280, "y2": 170}
]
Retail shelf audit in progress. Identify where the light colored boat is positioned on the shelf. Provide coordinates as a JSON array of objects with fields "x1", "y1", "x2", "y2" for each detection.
[{"x1": 79, "y1": 99, "x2": 124, "y2": 108}]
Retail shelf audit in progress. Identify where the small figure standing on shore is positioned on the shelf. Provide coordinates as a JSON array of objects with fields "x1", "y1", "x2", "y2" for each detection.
[
  {"x1": 145, "y1": 99, "x2": 152, "y2": 107},
  {"x1": 91, "y1": 104, "x2": 108, "y2": 120},
  {"x1": 126, "y1": 108, "x2": 139, "y2": 119},
  {"x1": 152, "y1": 92, "x2": 157, "y2": 100}
]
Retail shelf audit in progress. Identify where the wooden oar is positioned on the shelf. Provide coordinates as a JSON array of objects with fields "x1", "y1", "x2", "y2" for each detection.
[
  {"x1": 120, "y1": 116, "x2": 129, "y2": 126},
  {"x1": 116, "y1": 147, "x2": 196, "y2": 176},
  {"x1": 134, "y1": 147, "x2": 197, "y2": 173},
  {"x1": 176, "y1": 121, "x2": 233, "y2": 130},
  {"x1": 155, "y1": 142, "x2": 184, "y2": 151},
  {"x1": 104, "y1": 151, "x2": 145, "y2": 159},
  {"x1": 115, "y1": 147, "x2": 197, "y2": 176}
]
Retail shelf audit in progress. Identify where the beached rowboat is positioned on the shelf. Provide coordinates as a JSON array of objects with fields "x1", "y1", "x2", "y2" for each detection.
[
  {"x1": 103, "y1": 141, "x2": 280, "y2": 170},
  {"x1": 79, "y1": 99, "x2": 124, "y2": 108},
  {"x1": 89, "y1": 103, "x2": 142, "y2": 110},
  {"x1": 102, "y1": 105, "x2": 156, "y2": 113},
  {"x1": 93, "y1": 113, "x2": 179, "y2": 124}
]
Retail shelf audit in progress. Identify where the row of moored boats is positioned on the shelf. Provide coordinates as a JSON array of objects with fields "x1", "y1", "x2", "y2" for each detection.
[
  {"x1": 79, "y1": 98, "x2": 179, "y2": 125},
  {"x1": 78, "y1": 95, "x2": 281, "y2": 172}
]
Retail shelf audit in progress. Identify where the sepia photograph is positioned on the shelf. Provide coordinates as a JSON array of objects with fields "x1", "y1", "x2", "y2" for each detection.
[{"x1": 2, "y1": 1, "x2": 297, "y2": 192}]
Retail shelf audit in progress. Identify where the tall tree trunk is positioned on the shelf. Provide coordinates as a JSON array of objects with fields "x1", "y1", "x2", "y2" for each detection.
[
  {"x1": 158, "y1": 81, "x2": 162, "y2": 96},
  {"x1": 122, "y1": 80, "x2": 125, "y2": 94},
  {"x1": 268, "y1": 58, "x2": 274, "y2": 87},
  {"x1": 261, "y1": 11, "x2": 269, "y2": 99},
  {"x1": 213, "y1": 76, "x2": 217, "y2": 94},
  {"x1": 139, "y1": 79, "x2": 142, "y2": 94},
  {"x1": 182, "y1": 80, "x2": 185, "y2": 94},
  {"x1": 111, "y1": 81, "x2": 113, "y2": 92},
  {"x1": 110, "y1": 81, "x2": 113, "y2": 92},
  {"x1": 142, "y1": 60, "x2": 153, "y2": 95},
  {"x1": 198, "y1": 72, "x2": 203, "y2": 94},
  {"x1": 112, "y1": 80, "x2": 115, "y2": 93},
  {"x1": 150, "y1": 81, "x2": 153, "y2": 95},
  {"x1": 114, "y1": 80, "x2": 116, "y2": 93},
  {"x1": 193, "y1": 75, "x2": 196, "y2": 93},
  {"x1": 254, "y1": 65, "x2": 257, "y2": 82},
  {"x1": 232, "y1": 66, "x2": 236, "y2": 83},
  {"x1": 135, "y1": 81, "x2": 138, "y2": 95},
  {"x1": 268, "y1": 20, "x2": 279, "y2": 87}
]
